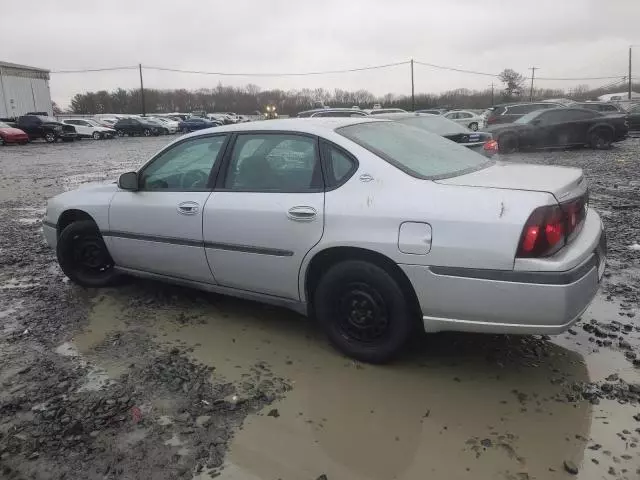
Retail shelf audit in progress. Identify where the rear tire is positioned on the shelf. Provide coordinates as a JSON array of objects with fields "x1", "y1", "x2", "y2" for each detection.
[
  {"x1": 314, "y1": 260, "x2": 414, "y2": 364},
  {"x1": 57, "y1": 220, "x2": 121, "y2": 288},
  {"x1": 143, "y1": 128, "x2": 151, "y2": 137},
  {"x1": 498, "y1": 133, "x2": 518, "y2": 153},
  {"x1": 92, "y1": 131, "x2": 101, "y2": 140},
  {"x1": 589, "y1": 128, "x2": 613, "y2": 150},
  {"x1": 117, "y1": 129, "x2": 124, "y2": 137},
  {"x1": 44, "y1": 132, "x2": 56, "y2": 143},
  {"x1": 469, "y1": 122, "x2": 479, "y2": 131}
]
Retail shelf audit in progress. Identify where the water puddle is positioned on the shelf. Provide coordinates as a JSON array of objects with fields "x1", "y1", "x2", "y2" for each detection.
[{"x1": 54, "y1": 341, "x2": 113, "y2": 392}]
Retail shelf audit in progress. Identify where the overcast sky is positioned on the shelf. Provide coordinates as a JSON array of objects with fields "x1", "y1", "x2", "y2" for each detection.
[{"x1": 1, "y1": 0, "x2": 639, "y2": 108}]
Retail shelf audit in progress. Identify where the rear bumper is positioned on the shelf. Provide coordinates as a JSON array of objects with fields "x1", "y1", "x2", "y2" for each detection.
[{"x1": 400, "y1": 231, "x2": 605, "y2": 335}]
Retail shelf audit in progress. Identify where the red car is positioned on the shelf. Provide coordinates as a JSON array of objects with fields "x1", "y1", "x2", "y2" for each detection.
[{"x1": 0, "y1": 121, "x2": 29, "y2": 145}]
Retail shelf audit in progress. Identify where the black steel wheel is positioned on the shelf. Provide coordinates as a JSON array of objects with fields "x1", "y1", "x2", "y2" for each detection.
[
  {"x1": 57, "y1": 220, "x2": 121, "y2": 287},
  {"x1": 314, "y1": 260, "x2": 414, "y2": 363},
  {"x1": 589, "y1": 128, "x2": 613, "y2": 150}
]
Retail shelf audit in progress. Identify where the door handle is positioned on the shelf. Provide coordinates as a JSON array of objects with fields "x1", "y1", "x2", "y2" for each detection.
[
  {"x1": 287, "y1": 206, "x2": 317, "y2": 222},
  {"x1": 177, "y1": 201, "x2": 200, "y2": 215}
]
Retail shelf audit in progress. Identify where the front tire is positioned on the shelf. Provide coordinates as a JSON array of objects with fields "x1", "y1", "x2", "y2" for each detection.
[
  {"x1": 498, "y1": 133, "x2": 518, "y2": 153},
  {"x1": 589, "y1": 128, "x2": 613, "y2": 150},
  {"x1": 143, "y1": 128, "x2": 151, "y2": 137},
  {"x1": 44, "y1": 132, "x2": 56, "y2": 143},
  {"x1": 57, "y1": 220, "x2": 120, "y2": 287},
  {"x1": 92, "y1": 131, "x2": 101, "y2": 140},
  {"x1": 469, "y1": 122, "x2": 479, "y2": 131},
  {"x1": 117, "y1": 129, "x2": 124, "y2": 137},
  {"x1": 314, "y1": 260, "x2": 414, "y2": 363}
]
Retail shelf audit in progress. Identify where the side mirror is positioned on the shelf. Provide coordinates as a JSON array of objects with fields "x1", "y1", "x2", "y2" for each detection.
[{"x1": 118, "y1": 171, "x2": 139, "y2": 191}]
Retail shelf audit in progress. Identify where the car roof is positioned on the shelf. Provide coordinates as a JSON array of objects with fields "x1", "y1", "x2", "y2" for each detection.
[
  {"x1": 369, "y1": 112, "x2": 431, "y2": 120},
  {"x1": 182, "y1": 117, "x2": 382, "y2": 139},
  {"x1": 298, "y1": 108, "x2": 365, "y2": 115}
]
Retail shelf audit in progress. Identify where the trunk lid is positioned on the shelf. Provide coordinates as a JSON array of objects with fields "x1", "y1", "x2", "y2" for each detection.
[{"x1": 436, "y1": 162, "x2": 586, "y2": 201}]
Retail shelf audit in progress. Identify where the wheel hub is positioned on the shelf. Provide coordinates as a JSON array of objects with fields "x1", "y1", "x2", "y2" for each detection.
[
  {"x1": 338, "y1": 283, "x2": 389, "y2": 343},
  {"x1": 72, "y1": 236, "x2": 112, "y2": 271}
]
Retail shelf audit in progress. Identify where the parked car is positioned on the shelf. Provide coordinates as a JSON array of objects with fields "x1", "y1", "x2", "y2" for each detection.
[
  {"x1": 364, "y1": 108, "x2": 407, "y2": 115},
  {"x1": 61, "y1": 119, "x2": 116, "y2": 140},
  {"x1": 178, "y1": 117, "x2": 218, "y2": 133},
  {"x1": 140, "y1": 118, "x2": 170, "y2": 135},
  {"x1": 16, "y1": 115, "x2": 77, "y2": 143},
  {"x1": 97, "y1": 118, "x2": 118, "y2": 128},
  {"x1": 625, "y1": 103, "x2": 640, "y2": 131},
  {"x1": 113, "y1": 118, "x2": 161, "y2": 137},
  {"x1": 415, "y1": 109, "x2": 447, "y2": 115},
  {"x1": 487, "y1": 107, "x2": 628, "y2": 153},
  {"x1": 485, "y1": 102, "x2": 565, "y2": 125},
  {"x1": 442, "y1": 110, "x2": 485, "y2": 131},
  {"x1": 298, "y1": 108, "x2": 369, "y2": 118},
  {"x1": 571, "y1": 102, "x2": 625, "y2": 114},
  {"x1": 42, "y1": 118, "x2": 604, "y2": 363},
  {"x1": 152, "y1": 117, "x2": 180, "y2": 134},
  {"x1": 375, "y1": 112, "x2": 498, "y2": 156},
  {"x1": 0, "y1": 121, "x2": 29, "y2": 145}
]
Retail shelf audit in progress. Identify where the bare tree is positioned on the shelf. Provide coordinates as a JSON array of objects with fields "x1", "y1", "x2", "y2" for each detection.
[{"x1": 498, "y1": 69, "x2": 525, "y2": 99}]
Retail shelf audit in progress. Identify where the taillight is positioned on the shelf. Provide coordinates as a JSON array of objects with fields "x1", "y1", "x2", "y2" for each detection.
[
  {"x1": 517, "y1": 193, "x2": 588, "y2": 258},
  {"x1": 483, "y1": 139, "x2": 499, "y2": 155}
]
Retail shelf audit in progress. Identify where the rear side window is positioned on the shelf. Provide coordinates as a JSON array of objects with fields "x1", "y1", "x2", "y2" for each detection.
[
  {"x1": 338, "y1": 122, "x2": 491, "y2": 180},
  {"x1": 321, "y1": 141, "x2": 357, "y2": 188}
]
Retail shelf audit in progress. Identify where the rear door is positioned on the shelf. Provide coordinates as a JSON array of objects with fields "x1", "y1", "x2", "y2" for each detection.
[
  {"x1": 203, "y1": 132, "x2": 324, "y2": 299},
  {"x1": 107, "y1": 134, "x2": 229, "y2": 282}
]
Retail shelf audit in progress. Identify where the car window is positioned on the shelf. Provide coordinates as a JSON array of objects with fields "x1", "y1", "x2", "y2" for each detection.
[
  {"x1": 398, "y1": 115, "x2": 469, "y2": 134},
  {"x1": 139, "y1": 135, "x2": 227, "y2": 191},
  {"x1": 541, "y1": 110, "x2": 597, "y2": 123},
  {"x1": 459, "y1": 112, "x2": 472, "y2": 119},
  {"x1": 505, "y1": 105, "x2": 528, "y2": 114},
  {"x1": 338, "y1": 122, "x2": 491, "y2": 180},
  {"x1": 322, "y1": 142, "x2": 357, "y2": 188},
  {"x1": 444, "y1": 112, "x2": 457, "y2": 119},
  {"x1": 599, "y1": 104, "x2": 617, "y2": 112},
  {"x1": 225, "y1": 133, "x2": 320, "y2": 192}
]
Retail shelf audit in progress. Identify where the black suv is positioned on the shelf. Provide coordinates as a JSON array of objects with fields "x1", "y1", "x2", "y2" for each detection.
[
  {"x1": 113, "y1": 118, "x2": 161, "y2": 137},
  {"x1": 572, "y1": 102, "x2": 624, "y2": 114},
  {"x1": 485, "y1": 102, "x2": 564, "y2": 125},
  {"x1": 16, "y1": 115, "x2": 78, "y2": 143}
]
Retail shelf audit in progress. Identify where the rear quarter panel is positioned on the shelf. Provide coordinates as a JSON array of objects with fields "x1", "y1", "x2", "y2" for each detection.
[{"x1": 298, "y1": 133, "x2": 554, "y2": 301}]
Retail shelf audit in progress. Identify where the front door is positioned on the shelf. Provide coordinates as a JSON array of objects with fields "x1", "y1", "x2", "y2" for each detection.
[
  {"x1": 203, "y1": 132, "x2": 325, "y2": 300},
  {"x1": 107, "y1": 134, "x2": 229, "y2": 283}
]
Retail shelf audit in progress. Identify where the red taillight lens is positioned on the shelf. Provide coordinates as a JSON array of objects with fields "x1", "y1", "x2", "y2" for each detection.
[
  {"x1": 517, "y1": 193, "x2": 588, "y2": 258},
  {"x1": 483, "y1": 139, "x2": 499, "y2": 155}
]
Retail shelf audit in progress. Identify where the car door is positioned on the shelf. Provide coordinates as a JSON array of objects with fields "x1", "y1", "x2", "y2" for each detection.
[
  {"x1": 73, "y1": 120, "x2": 92, "y2": 137},
  {"x1": 107, "y1": 134, "x2": 229, "y2": 283},
  {"x1": 203, "y1": 132, "x2": 324, "y2": 299}
]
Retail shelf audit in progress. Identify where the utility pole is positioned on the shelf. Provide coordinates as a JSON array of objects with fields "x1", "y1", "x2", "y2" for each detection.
[
  {"x1": 529, "y1": 67, "x2": 537, "y2": 102},
  {"x1": 490, "y1": 82, "x2": 495, "y2": 105},
  {"x1": 629, "y1": 46, "x2": 633, "y2": 100},
  {"x1": 410, "y1": 59, "x2": 415, "y2": 111},
  {"x1": 139, "y1": 63, "x2": 146, "y2": 116}
]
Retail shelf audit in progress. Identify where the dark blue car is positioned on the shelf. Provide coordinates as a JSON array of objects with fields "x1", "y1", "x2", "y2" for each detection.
[{"x1": 178, "y1": 117, "x2": 218, "y2": 133}]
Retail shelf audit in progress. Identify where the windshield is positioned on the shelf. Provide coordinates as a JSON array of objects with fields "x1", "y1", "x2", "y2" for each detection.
[
  {"x1": 338, "y1": 121, "x2": 491, "y2": 179},
  {"x1": 397, "y1": 115, "x2": 469, "y2": 134},
  {"x1": 514, "y1": 110, "x2": 545, "y2": 124}
]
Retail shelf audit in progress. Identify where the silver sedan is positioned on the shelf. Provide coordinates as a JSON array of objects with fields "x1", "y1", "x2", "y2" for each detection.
[{"x1": 43, "y1": 118, "x2": 605, "y2": 363}]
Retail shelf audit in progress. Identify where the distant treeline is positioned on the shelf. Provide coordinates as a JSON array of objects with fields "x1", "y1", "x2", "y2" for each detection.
[{"x1": 67, "y1": 82, "x2": 640, "y2": 115}]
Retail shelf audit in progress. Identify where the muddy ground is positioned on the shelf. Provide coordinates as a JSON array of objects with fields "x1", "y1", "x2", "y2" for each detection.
[{"x1": 0, "y1": 136, "x2": 639, "y2": 480}]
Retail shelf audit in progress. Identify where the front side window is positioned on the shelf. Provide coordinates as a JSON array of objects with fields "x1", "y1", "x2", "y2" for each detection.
[
  {"x1": 139, "y1": 135, "x2": 227, "y2": 191},
  {"x1": 338, "y1": 122, "x2": 491, "y2": 180},
  {"x1": 225, "y1": 134, "x2": 320, "y2": 192}
]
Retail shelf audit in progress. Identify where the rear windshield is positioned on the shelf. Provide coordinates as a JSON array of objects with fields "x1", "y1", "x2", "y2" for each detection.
[
  {"x1": 337, "y1": 121, "x2": 492, "y2": 179},
  {"x1": 396, "y1": 115, "x2": 469, "y2": 134}
]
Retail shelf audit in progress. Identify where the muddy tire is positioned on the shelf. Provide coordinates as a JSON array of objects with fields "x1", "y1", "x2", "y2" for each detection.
[
  {"x1": 589, "y1": 128, "x2": 613, "y2": 150},
  {"x1": 498, "y1": 133, "x2": 518, "y2": 154},
  {"x1": 57, "y1": 220, "x2": 121, "y2": 288},
  {"x1": 314, "y1": 260, "x2": 413, "y2": 364}
]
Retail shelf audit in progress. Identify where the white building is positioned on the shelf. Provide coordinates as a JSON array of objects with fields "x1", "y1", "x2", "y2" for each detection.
[{"x1": 0, "y1": 61, "x2": 53, "y2": 118}]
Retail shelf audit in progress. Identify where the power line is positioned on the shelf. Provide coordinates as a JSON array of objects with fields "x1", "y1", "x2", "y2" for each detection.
[
  {"x1": 143, "y1": 61, "x2": 410, "y2": 77},
  {"x1": 51, "y1": 66, "x2": 138, "y2": 74},
  {"x1": 414, "y1": 60, "x2": 498, "y2": 77}
]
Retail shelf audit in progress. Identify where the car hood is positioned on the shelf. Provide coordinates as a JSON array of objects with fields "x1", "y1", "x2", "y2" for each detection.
[
  {"x1": 0, "y1": 127, "x2": 27, "y2": 135},
  {"x1": 436, "y1": 162, "x2": 585, "y2": 200}
]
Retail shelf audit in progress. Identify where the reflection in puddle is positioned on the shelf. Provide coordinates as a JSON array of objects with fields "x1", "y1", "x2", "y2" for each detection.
[{"x1": 75, "y1": 288, "x2": 598, "y2": 480}]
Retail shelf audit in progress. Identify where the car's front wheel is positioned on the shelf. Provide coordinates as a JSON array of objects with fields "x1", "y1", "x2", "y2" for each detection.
[
  {"x1": 92, "y1": 131, "x2": 101, "y2": 140},
  {"x1": 44, "y1": 132, "x2": 56, "y2": 143},
  {"x1": 117, "y1": 129, "x2": 124, "y2": 137},
  {"x1": 143, "y1": 128, "x2": 151, "y2": 137},
  {"x1": 57, "y1": 220, "x2": 121, "y2": 287},
  {"x1": 314, "y1": 260, "x2": 414, "y2": 363},
  {"x1": 469, "y1": 122, "x2": 479, "y2": 131},
  {"x1": 589, "y1": 128, "x2": 613, "y2": 150}
]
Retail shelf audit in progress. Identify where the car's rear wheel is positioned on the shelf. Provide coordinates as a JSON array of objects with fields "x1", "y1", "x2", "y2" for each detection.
[
  {"x1": 57, "y1": 220, "x2": 121, "y2": 287},
  {"x1": 589, "y1": 128, "x2": 613, "y2": 150},
  {"x1": 143, "y1": 128, "x2": 151, "y2": 137},
  {"x1": 314, "y1": 260, "x2": 414, "y2": 363},
  {"x1": 117, "y1": 129, "x2": 124, "y2": 137},
  {"x1": 469, "y1": 122, "x2": 479, "y2": 131},
  {"x1": 44, "y1": 132, "x2": 56, "y2": 143},
  {"x1": 92, "y1": 131, "x2": 101, "y2": 140},
  {"x1": 498, "y1": 133, "x2": 518, "y2": 153}
]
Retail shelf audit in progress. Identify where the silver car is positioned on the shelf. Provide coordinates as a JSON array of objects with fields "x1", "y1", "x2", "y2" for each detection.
[{"x1": 43, "y1": 118, "x2": 605, "y2": 363}]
